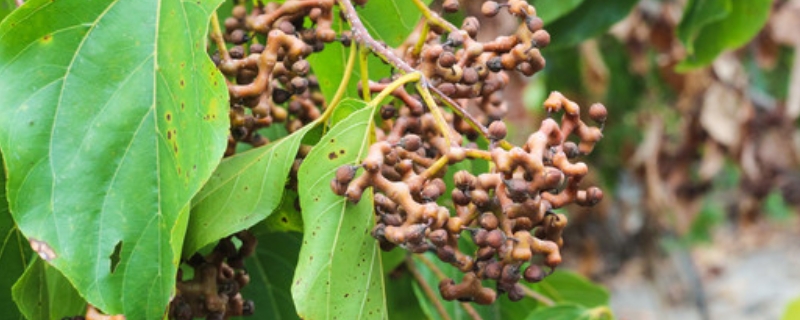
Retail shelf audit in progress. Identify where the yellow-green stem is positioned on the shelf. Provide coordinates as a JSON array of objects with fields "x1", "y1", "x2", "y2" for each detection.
[
  {"x1": 417, "y1": 82, "x2": 452, "y2": 148},
  {"x1": 367, "y1": 72, "x2": 421, "y2": 108},
  {"x1": 360, "y1": 45, "x2": 372, "y2": 102},
  {"x1": 464, "y1": 149, "x2": 492, "y2": 161},
  {"x1": 430, "y1": 88, "x2": 514, "y2": 150},
  {"x1": 411, "y1": 0, "x2": 455, "y2": 32},
  {"x1": 210, "y1": 13, "x2": 231, "y2": 61},
  {"x1": 412, "y1": 22, "x2": 430, "y2": 57}
]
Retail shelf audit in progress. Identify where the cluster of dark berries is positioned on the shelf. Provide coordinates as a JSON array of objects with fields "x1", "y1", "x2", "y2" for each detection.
[
  {"x1": 333, "y1": 88, "x2": 607, "y2": 303},
  {"x1": 392, "y1": 0, "x2": 551, "y2": 124},
  {"x1": 169, "y1": 232, "x2": 257, "y2": 319},
  {"x1": 330, "y1": 0, "x2": 606, "y2": 303},
  {"x1": 213, "y1": 1, "x2": 340, "y2": 156}
]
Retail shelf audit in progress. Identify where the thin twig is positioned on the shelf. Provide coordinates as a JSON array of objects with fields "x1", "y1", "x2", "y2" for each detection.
[
  {"x1": 459, "y1": 302, "x2": 483, "y2": 320},
  {"x1": 338, "y1": 0, "x2": 415, "y2": 74},
  {"x1": 406, "y1": 256, "x2": 452, "y2": 320},
  {"x1": 415, "y1": 254, "x2": 448, "y2": 281},
  {"x1": 519, "y1": 284, "x2": 555, "y2": 306}
]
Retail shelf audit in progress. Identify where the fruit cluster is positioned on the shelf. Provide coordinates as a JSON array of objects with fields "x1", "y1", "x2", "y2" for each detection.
[
  {"x1": 212, "y1": 1, "x2": 336, "y2": 156},
  {"x1": 206, "y1": 0, "x2": 608, "y2": 307},
  {"x1": 330, "y1": 0, "x2": 608, "y2": 304},
  {"x1": 169, "y1": 232, "x2": 257, "y2": 319}
]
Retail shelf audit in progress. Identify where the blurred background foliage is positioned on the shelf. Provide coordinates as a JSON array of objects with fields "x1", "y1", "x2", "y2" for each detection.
[{"x1": 458, "y1": 0, "x2": 800, "y2": 319}]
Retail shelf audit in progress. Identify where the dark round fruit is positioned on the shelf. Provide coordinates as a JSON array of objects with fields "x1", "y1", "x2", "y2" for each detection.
[
  {"x1": 335, "y1": 165, "x2": 357, "y2": 184},
  {"x1": 438, "y1": 51, "x2": 457, "y2": 68},
  {"x1": 523, "y1": 265, "x2": 545, "y2": 282},
  {"x1": 531, "y1": 30, "x2": 551, "y2": 48},
  {"x1": 488, "y1": 121, "x2": 507, "y2": 140},
  {"x1": 478, "y1": 212, "x2": 499, "y2": 230},
  {"x1": 589, "y1": 103, "x2": 608, "y2": 123},
  {"x1": 486, "y1": 229, "x2": 505, "y2": 248},
  {"x1": 482, "y1": 1, "x2": 501, "y2": 17}
]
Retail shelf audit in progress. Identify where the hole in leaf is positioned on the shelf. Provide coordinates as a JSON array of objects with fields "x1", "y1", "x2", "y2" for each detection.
[
  {"x1": 110, "y1": 241, "x2": 123, "y2": 273},
  {"x1": 29, "y1": 238, "x2": 57, "y2": 261}
]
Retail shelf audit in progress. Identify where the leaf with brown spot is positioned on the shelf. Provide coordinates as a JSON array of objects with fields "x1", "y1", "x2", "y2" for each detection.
[
  {"x1": 0, "y1": 0, "x2": 228, "y2": 317},
  {"x1": 293, "y1": 103, "x2": 387, "y2": 319},
  {"x1": 185, "y1": 123, "x2": 319, "y2": 255}
]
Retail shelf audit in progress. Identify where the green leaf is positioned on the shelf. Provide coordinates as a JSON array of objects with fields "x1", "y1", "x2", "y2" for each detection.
[
  {"x1": 386, "y1": 271, "x2": 427, "y2": 320},
  {"x1": 1, "y1": 152, "x2": 30, "y2": 320},
  {"x1": 545, "y1": 0, "x2": 638, "y2": 50},
  {"x1": 677, "y1": 0, "x2": 773, "y2": 70},
  {"x1": 12, "y1": 258, "x2": 86, "y2": 320},
  {"x1": 332, "y1": 98, "x2": 367, "y2": 127},
  {"x1": 381, "y1": 249, "x2": 406, "y2": 275},
  {"x1": 532, "y1": 271, "x2": 610, "y2": 308},
  {"x1": 240, "y1": 232, "x2": 303, "y2": 320},
  {"x1": 525, "y1": 304, "x2": 612, "y2": 320},
  {"x1": 309, "y1": 1, "x2": 424, "y2": 103},
  {"x1": 676, "y1": 0, "x2": 731, "y2": 55},
  {"x1": 292, "y1": 105, "x2": 387, "y2": 319},
  {"x1": 185, "y1": 122, "x2": 318, "y2": 255},
  {"x1": 0, "y1": 0, "x2": 15, "y2": 22},
  {"x1": 783, "y1": 296, "x2": 800, "y2": 320},
  {"x1": 529, "y1": 0, "x2": 585, "y2": 25},
  {"x1": 251, "y1": 189, "x2": 304, "y2": 235},
  {"x1": 0, "y1": 0, "x2": 228, "y2": 317}
]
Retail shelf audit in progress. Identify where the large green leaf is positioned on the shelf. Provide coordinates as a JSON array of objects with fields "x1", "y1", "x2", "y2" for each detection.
[
  {"x1": 292, "y1": 105, "x2": 387, "y2": 319},
  {"x1": 0, "y1": 0, "x2": 15, "y2": 22},
  {"x1": 676, "y1": 0, "x2": 731, "y2": 55},
  {"x1": 239, "y1": 231, "x2": 303, "y2": 320},
  {"x1": 532, "y1": 271, "x2": 610, "y2": 308},
  {"x1": 677, "y1": 0, "x2": 773, "y2": 70},
  {"x1": 529, "y1": 0, "x2": 584, "y2": 25},
  {"x1": 12, "y1": 258, "x2": 86, "y2": 320},
  {"x1": 309, "y1": 1, "x2": 426, "y2": 103},
  {"x1": 0, "y1": 0, "x2": 228, "y2": 317},
  {"x1": 0, "y1": 151, "x2": 29, "y2": 320},
  {"x1": 185, "y1": 123, "x2": 318, "y2": 255},
  {"x1": 386, "y1": 270, "x2": 428, "y2": 320},
  {"x1": 545, "y1": 0, "x2": 638, "y2": 50}
]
